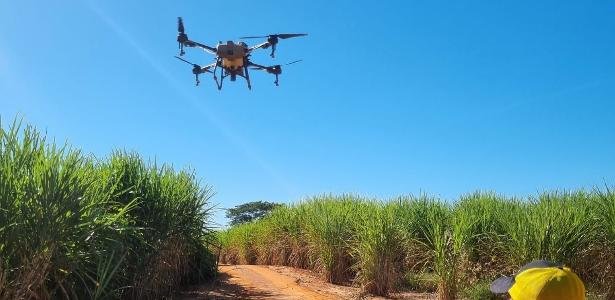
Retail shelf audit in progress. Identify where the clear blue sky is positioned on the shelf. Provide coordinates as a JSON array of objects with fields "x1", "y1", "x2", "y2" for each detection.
[{"x1": 2, "y1": 1, "x2": 614, "y2": 226}]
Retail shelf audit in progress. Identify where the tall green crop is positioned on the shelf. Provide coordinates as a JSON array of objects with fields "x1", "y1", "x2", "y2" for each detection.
[
  {"x1": 352, "y1": 202, "x2": 404, "y2": 296},
  {"x1": 302, "y1": 195, "x2": 362, "y2": 283},
  {"x1": 592, "y1": 188, "x2": 615, "y2": 297},
  {"x1": 0, "y1": 119, "x2": 216, "y2": 299},
  {"x1": 219, "y1": 190, "x2": 612, "y2": 298}
]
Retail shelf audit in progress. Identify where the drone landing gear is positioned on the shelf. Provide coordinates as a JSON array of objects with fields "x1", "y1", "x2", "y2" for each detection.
[
  {"x1": 177, "y1": 33, "x2": 188, "y2": 56},
  {"x1": 270, "y1": 43, "x2": 277, "y2": 58},
  {"x1": 212, "y1": 58, "x2": 223, "y2": 91},
  {"x1": 213, "y1": 73, "x2": 224, "y2": 91},
  {"x1": 274, "y1": 74, "x2": 279, "y2": 86},
  {"x1": 244, "y1": 64, "x2": 252, "y2": 90}
]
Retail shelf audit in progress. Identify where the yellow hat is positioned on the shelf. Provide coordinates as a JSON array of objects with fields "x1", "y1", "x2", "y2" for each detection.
[
  {"x1": 490, "y1": 260, "x2": 586, "y2": 300},
  {"x1": 509, "y1": 266, "x2": 586, "y2": 300}
]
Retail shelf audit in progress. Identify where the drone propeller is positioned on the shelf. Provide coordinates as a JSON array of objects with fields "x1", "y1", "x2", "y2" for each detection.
[
  {"x1": 284, "y1": 59, "x2": 303, "y2": 66},
  {"x1": 250, "y1": 60, "x2": 303, "y2": 71},
  {"x1": 242, "y1": 33, "x2": 307, "y2": 58},
  {"x1": 176, "y1": 17, "x2": 217, "y2": 55},
  {"x1": 174, "y1": 56, "x2": 213, "y2": 86},
  {"x1": 241, "y1": 33, "x2": 308, "y2": 40},
  {"x1": 175, "y1": 55, "x2": 198, "y2": 67},
  {"x1": 177, "y1": 17, "x2": 185, "y2": 34},
  {"x1": 177, "y1": 17, "x2": 188, "y2": 55},
  {"x1": 250, "y1": 60, "x2": 302, "y2": 86}
]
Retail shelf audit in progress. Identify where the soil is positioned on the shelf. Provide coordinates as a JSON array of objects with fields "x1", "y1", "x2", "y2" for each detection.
[{"x1": 178, "y1": 264, "x2": 436, "y2": 299}]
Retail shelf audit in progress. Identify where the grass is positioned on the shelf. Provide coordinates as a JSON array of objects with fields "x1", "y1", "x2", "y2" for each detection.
[
  {"x1": 0, "y1": 119, "x2": 216, "y2": 299},
  {"x1": 301, "y1": 196, "x2": 361, "y2": 283},
  {"x1": 219, "y1": 191, "x2": 615, "y2": 299},
  {"x1": 352, "y1": 202, "x2": 404, "y2": 295}
]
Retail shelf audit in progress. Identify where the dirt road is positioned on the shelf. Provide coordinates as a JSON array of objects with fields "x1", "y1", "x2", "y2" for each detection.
[
  {"x1": 179, "y1": 265, "x2": 343, "y2": 299},
  {"x1": 179, "y1": 264, "x2": 435, "y2": 299}
]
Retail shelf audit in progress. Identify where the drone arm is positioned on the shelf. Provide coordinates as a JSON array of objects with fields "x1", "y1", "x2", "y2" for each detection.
[
  {"x1": 199, "y1": 63, "x2": 217, "y2": 73},
  {"x1": 249, "y1": 42, "x2": 276, "y2": 57},
  {"x1": 248, "y1": 41, "x2": 271, "y2": 52},
  {"x1": 181, "y1": 39, "x2": 217, "y2": 54},
  {"x1": 248, "y1": 62, "x2": 281, "y2": 86},
  {"x1": 194, "y1": 41, "x2": 217, "y2": 54},
  {"x1": 247, "y1": 62, "x2": 269, "y2": 70},
  {"x1": 193, "y1": 65, "x2": 216, "y2": 86}
]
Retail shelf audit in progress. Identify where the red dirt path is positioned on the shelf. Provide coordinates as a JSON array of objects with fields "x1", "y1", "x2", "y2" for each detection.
[{"x1": 178, "y1": 264, "x2": 435, "y2": 299}]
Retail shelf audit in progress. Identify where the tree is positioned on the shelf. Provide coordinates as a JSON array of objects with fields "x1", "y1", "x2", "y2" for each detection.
[{"x1": 225, "y1": 201, "x2": 282, "y2": 226}]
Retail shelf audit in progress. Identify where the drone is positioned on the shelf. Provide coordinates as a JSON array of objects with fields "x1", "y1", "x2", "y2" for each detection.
[{"x1": 175, "y1": 17, "x2": 307, "y2": 90}]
